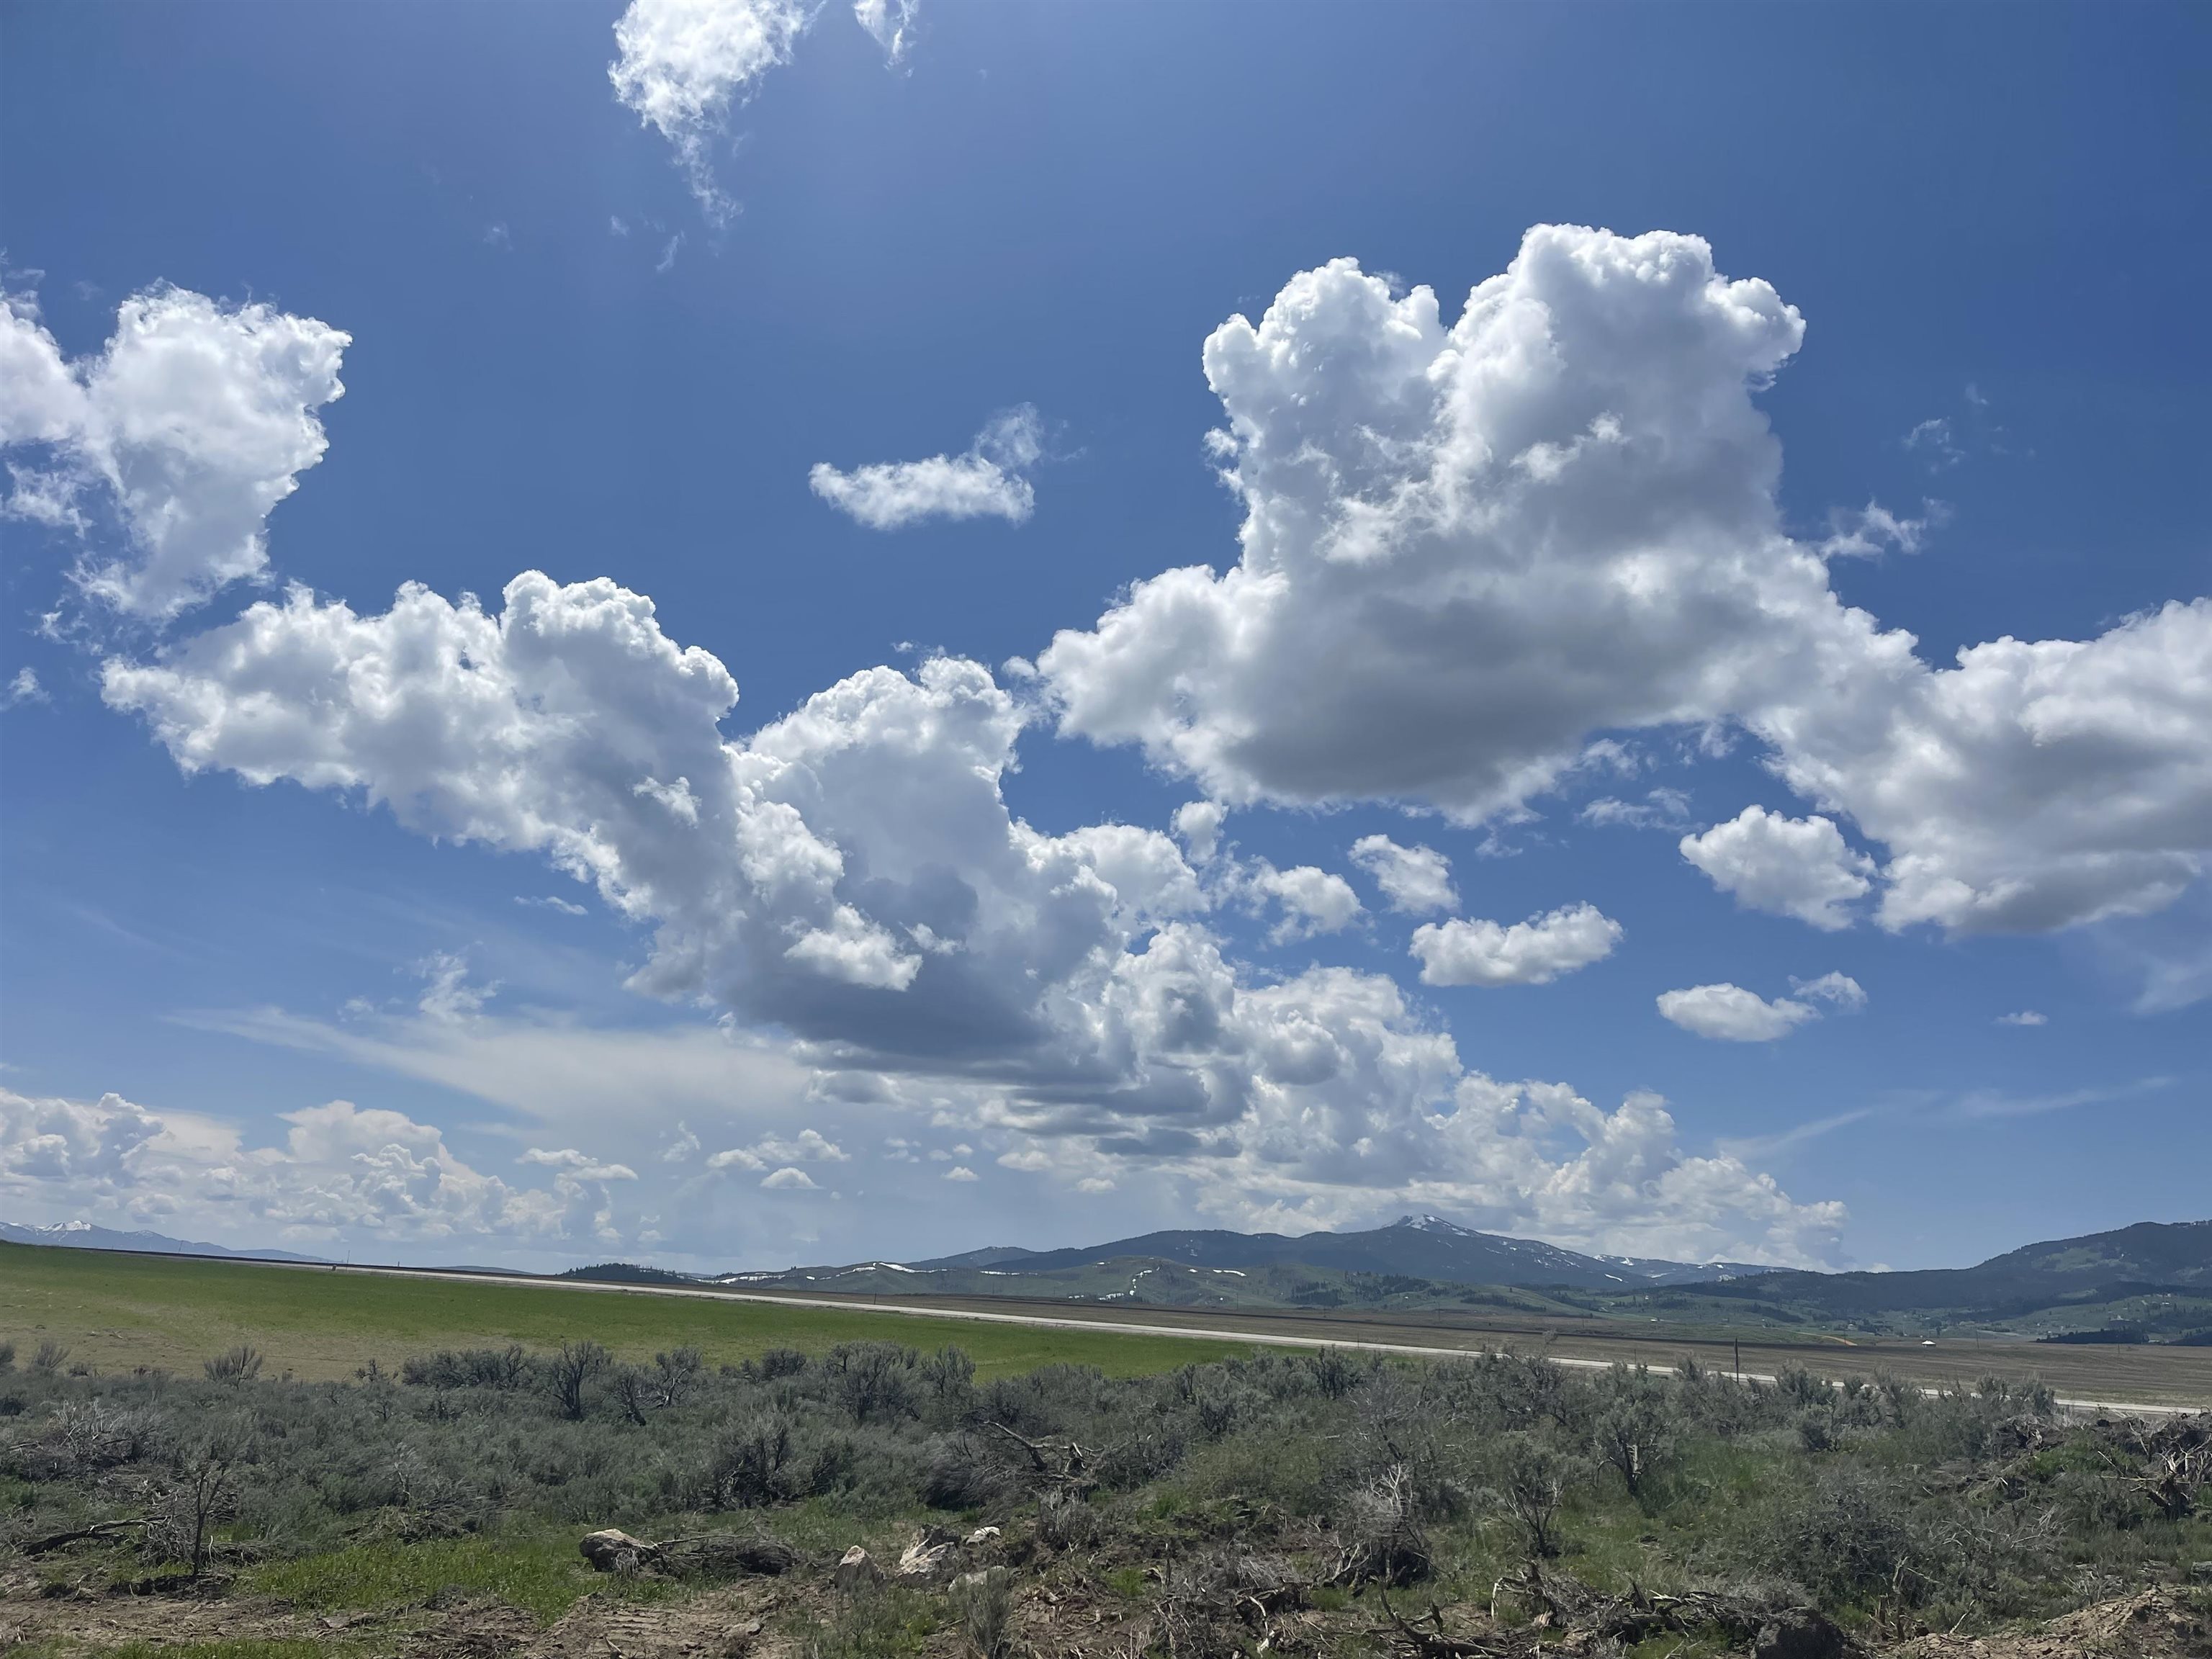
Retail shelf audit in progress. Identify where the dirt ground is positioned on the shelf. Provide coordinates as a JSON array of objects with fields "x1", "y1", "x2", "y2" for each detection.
[
  {"x1": 6, "y1": 1559, "x2": 2211, "y2": 1659},
  {"x1": 1884, "y1": 1588, "x2": 2211, "y2": 1658},
  {"x1": 0, "y1": 1575, "x2": 791, "y2": 1658}
]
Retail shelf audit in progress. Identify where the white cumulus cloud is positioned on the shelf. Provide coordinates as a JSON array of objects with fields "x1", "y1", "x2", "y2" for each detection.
[
  {"x1": 1249, "y1": 862, "x2": 1362, "y2": 944},
  {"x1": 1680, "y1": 806, "x2": 1875, "y2": 931},
  {"x1": 1655, "y1": 983, "x2": 1819, "y2": 1043},
  {"x1": 1, "y1": 284, "x2": 347, "y2": 622},
  {"x1": 518, "y1": 1147, "x2": 639, "y2": 1182},
  {"x1": 1349, "y1": 835, "x2": 1457, "y2": 914},
  {"x1": 1409, "y1": 903, "x2": 1622, "y2": 987},
  {"x1": 1036, "y1": 225, "x2": 2211, "y2": 937},
  {"x1": 1656, "y1": 973, "x2": 1861, "y2": 1042},
  {"x1": 0, "y1": 1086, "x2": 607, "y2": 1246},
  {"x1": 104, "y1": 565, "x2": 1842, "y2": 1264},
  {"x1": 810, "y1": 406, "x2": 1043, "y2": 531},
  {"x1": 609, "y1": 0, "x2": 811, "y2": 227}
]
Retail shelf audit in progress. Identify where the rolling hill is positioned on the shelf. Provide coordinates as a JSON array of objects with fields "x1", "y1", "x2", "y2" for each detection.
[
  {"x1": 1653, "y1": 1219, "x2": 2212, "y2": 1337},
  {"x1": 909, "y1": 1213, "x2": 1774, "y2": 1290},
  {"x1": 721, "y1": 1215, "x2": 2212, "y2": 1341}
]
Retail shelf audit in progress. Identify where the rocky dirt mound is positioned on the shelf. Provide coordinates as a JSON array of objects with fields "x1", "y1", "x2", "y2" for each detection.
[{"x1": 1882, "y1": 1588, "x2": 2211, "y2": 1658}]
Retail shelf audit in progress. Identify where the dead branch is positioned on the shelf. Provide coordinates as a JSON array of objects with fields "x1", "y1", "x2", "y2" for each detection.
[{"x1": 22, "y1": 1518, "x2": 150, "y2": 1556}]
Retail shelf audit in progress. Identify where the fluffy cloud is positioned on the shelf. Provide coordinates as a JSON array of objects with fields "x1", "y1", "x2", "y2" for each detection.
[
  {"x1": 1349, "y1": 835, "x2": 1457, "y2": 914},
  {"x1": 1039, "y1": 228, "x2": 1816, "y2": 819},
  {"x1": 1655, "y1": 973, "x2": 1861, "y2": 1042},
  {"x1": 708, "y1": 1128, "x2": 850, "y2": 1170},
  {"x1": 1247, "y1": 862, "x2": 1362, "y2": 943},
  {"x1": 0, "y1": 1086, "x2": 608, "y2": 1245},
  {"x1": 1038, "y1": 226, "x2": 2211, "y2": 936},
  {"x1": 1759, "y1": 600, "x2": 2212, "y2": 932},
  {"x1": 104, "y1": 566, "x2": 1840, "y2": 1262},
  {"x1": 609, "y1": 0, "x2": 811, "y2": 226},
  {"x1": 1789, "y1": 971, "x2": 1866, "y2": 1012},
  {"x1": 1655, "y1": 983, "x2": 1818, "y2": 1043},
  {"x1": 607, "y1": 0, "x2": 920, "y2": 222},
  {"x1": 518, "y1": 1147, "x2": 640, "y2": 1182},
  {"x1": 1, "y1": 285, "x2": 348, "y2": 621},
  {"x1": 1171, "y1": 799, "x2": 1226, "y2": 862},
  {"x1": 1680, "y1": 806, "x2": 1875, "y2": 930},
  {"x1": 1409, "y1": 903, "x2": 1621, "y2": 987},
  {"x1": 810, "y1": 406, "x2": 1043, "y2": 531},
  {"x1": 102, "y1": 572, "x2": 1194, "y2": 1087}
]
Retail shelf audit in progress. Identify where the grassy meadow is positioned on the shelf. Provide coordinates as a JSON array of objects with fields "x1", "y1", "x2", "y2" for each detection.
[{"x1": 0, "y1": 1244, "x2": 1248, "y2": 1382}]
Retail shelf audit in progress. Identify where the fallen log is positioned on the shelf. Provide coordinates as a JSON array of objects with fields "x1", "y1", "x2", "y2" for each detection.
[
  {"x1": 22, "y1": 1519, "x2": 149, "y2": 1557},
  {"x1": 579, "y1": 1527, "x2": 799, "y2": 1578}
]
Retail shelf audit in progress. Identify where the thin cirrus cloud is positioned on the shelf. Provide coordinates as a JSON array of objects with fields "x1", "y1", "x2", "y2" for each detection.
[
  {"x1": 809, "y1": 406, "x2": 1044, "y2": 531},
  {"x1": 1409, "y1": 903, "x2": 1622, "y2": 987},
  {"x1": 609, "y1": 0, "x2": 917, "y2": 227}
]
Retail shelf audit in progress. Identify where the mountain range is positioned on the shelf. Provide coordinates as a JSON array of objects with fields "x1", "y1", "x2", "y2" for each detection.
[
  {"x1": 905, "y1": 1214, "x2": 1775, "y2": 1290},
  {"x1": 0, "y1": 1219, "x2": 328, "y2": 1263},
  {"x1": 708, "y1": 1215, "x2": 2212, "y2": 1341},
  {"x1": 12, "y1": 1210, "x2": 2210, "y2": 1342}
]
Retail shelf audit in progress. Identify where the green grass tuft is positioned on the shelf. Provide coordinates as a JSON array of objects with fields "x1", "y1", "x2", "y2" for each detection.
[{"x1": 242, "y1": 1529, "x2": 616, "y2": 1624}]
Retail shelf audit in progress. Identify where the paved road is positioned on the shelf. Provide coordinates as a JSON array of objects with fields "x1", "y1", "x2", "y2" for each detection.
[{"x1": 299, "y1": 1258, "x2": 2198, "y2": 1420}]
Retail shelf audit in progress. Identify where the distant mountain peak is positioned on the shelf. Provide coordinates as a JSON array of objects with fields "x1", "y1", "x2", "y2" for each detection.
[{"x1": 1393, "y1": 1213, "x2": 1476, "y2": 1236}]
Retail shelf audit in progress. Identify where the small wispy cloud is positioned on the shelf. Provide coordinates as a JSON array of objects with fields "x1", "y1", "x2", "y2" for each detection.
[
  {"x1": 1995, "y1": 1010, "x2": 2046, "y2": 1027},
  {"x1": 517, "y1": 894, "x2": 588, "y2": 916},
  {"x1": 1719, "y1": 1106, "x2": 1880, "y2": 1161},
  {"x1": 1903, "y1": 416, "x2": 1962, "y2": 471},
  {"x1": 1951, "y1": 1074, "x2": 2171, "y2": 1121},
  {"x1": 1579, "y1": 787, "x2": 1691, "y2": 831},
  {"x1": 1816, "y1": 498, "x2": 1948, "y2": 561}
]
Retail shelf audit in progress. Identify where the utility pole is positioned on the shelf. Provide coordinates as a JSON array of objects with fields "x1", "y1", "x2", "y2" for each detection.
[{"x1": 1733, "y1": 1338, "x2": 1740, "y2": 1379}]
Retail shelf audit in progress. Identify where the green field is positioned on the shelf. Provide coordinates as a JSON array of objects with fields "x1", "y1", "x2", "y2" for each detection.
[{"x1": 0, "y1": 1244, "x2": 1247, "y2": 1380}]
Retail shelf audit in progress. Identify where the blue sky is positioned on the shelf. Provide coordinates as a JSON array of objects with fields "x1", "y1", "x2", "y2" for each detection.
[{"x1": 1, "y1": 1, "x2": 2205, "y2": 1274}]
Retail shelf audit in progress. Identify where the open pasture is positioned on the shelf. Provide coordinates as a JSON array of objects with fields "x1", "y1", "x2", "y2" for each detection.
[{"x1": 0, "y1": 1245, "x2": 1246, "y2": 1381}]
